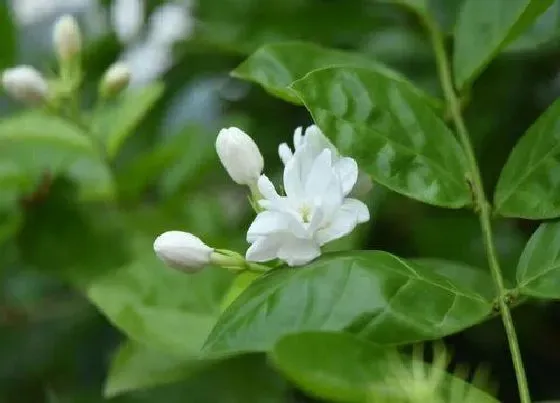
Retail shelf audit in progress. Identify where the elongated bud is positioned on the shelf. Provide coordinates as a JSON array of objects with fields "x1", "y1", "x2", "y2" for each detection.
[
  {"x1": 53, "y1": 14, "x2": 82, "y2": 61},
  {"x1": 216, "y1": 127, "x2": 264, "y2": 186},
  {"x1": 100, "y1": 62, "x2": 130, "y2": 97},
  {"x1": 154, "y1": 231, "x2": 213, "y2": 273},
  {"x1": 1, "y1": 66, "x2": 49, "y2": 104}
]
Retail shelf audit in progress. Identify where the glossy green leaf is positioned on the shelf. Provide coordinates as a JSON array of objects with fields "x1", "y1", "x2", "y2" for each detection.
[
  {"x1": 494, "y1": 98, "x2": 560, "y2": 219},
  {"x1": 291, "y1": 66, "x2": 470, "y2": 208},
  {"x1": 453, "y1": 0, "x2": 554, "y2": 89},
  {"x1": 232, "y1": 41, "x2": 441, "y2": 107},
  {"x1": 104, "y1": 341, "x2": 207, "y2": 397},
  {"x1": 516, "y1": 221, "x2": 560, "y2": 298},
  {"x1": 91, "y1": 82, "x2": 164, "y2": 159},
  {"x1": 203, "y1": 251, "x2": 493, "y2": 357},
  {"x1": 271, "y1": 331, "x2": 498, "y2": 403}
]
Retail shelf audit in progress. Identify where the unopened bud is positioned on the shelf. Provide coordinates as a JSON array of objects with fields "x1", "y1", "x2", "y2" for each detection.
[
  {"x1": 53, "y1": 14, "x2": 82, "y2": 61},
  {"x1": 216, "y1": 127, "x2": 264, "y2": 186},
  {"x1": 153, "y1": 231, "x2": 213, "y2": 273},
  {"x1": 1, "y1": 66, "x2": 49, "y2": 104},
  {"x1": 100, "y1": 62, "x2": 130, "y2": 97}
]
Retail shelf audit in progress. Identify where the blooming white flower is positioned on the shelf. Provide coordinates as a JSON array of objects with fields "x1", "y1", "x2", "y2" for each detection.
[
  {"x1": 153, "y1": 231, "x2": 213, "y2": 273},
  {"x1": 1, "y1": 66, "x2": 49, "y2": 104},
  {"x1": 216, "y1": 127, "x2": 264, "y2": 186},
  {"x1": 53, "y1": 14, "x2": 82, "y2": 61},
  {"x1": 100, "y1": 62, "x2": 130, "y2": 96},
  {"x1": 278, "y1": 125, "x2": 358, "y2": 196},
  {"x1": 246, "y1": 141, "x2": 369, "y2": 267}
]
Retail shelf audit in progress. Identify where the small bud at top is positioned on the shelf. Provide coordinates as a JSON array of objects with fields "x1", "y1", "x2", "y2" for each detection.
[
  {"x1": 100, "y1": 62, "x2": 131, "y2": 97},
  {"x1": 1, "y1": 66, "x2": 49, "y2": 104},
  {"x1": 53, "y1": 14, "x2": 82, "y2": 61},
  {"x1": 153, "y1": 231, "x2": 213, "y2": 273},
  {"x1": 216, "y1": 127, "x2": 264, "y2": 186}
]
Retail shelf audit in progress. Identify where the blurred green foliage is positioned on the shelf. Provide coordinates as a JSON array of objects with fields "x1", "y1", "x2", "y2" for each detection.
[{"x1": 3, "y1": 0, "x2": 560, "y2": 402}]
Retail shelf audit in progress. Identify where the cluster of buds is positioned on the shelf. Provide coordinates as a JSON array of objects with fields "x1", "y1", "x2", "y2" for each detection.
[
  {"x1": 1, "y1": 14, "x2": 131, "y2": 105},
  {"x1": 153, "y1": 127, "x2": 265, "y2": 273}
]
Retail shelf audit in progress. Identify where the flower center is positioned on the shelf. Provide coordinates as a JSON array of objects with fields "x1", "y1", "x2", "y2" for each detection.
[{"x1": 299, "y1": 204, "x2": 312, "y2": 223}]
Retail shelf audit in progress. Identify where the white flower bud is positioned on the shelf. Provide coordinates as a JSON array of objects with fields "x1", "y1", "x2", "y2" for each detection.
[
  {"x1": 216, "y1": 127, "x2": 264, "y2": 186},
  {"x1": 53, "y1": 14, "x2": 82, "y2": 61},
  {"x1": 1, "y1": 66, "x2": 49, "y2": 104},
  {"x1": 100, "y1": 62, "x2": 130, "y2": 97},
  {"x1": 153, "y1": 231, "x2": 213, "y2": 273}
]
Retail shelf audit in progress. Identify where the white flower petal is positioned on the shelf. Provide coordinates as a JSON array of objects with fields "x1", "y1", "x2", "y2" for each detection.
[
  {"x1": 277, "y1": 237, "x2": 321, "y2": 266},
  {"x1": 342, "y1": 198, "x2": 370, "y2": 223},
  {"x1": 304, "y1": 125, "x2": 336, "y2": 156},
  {"x1": 283, "y1": 153, "x2": 305, "y2": 200},
  {"x1": 258, "y1": 175, "x2": 281, "y2": 202},
  {"x1": 278, "y1": 143, "x2": 293, "y2": 165},
  {"x1": 293, "y1": 126, "x2": 304, "y2": 149},
  {"x1": 247, "y1": 211, "x2": 288, "y2": 242},
  {"x1": 334, "y1": 157, "x2": 358, "y2": 196},
  {"x1": 304, "y1": 149, "x2": 334, "y2": 198},
  {"x1": 246, "y1": 235, "x2": 282, "y2": 262},
  {"x1": 315, "y1": 198, "x2": 370, "y2": 245}
]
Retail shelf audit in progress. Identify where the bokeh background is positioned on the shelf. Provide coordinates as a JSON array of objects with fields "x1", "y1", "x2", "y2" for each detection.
[{"x1": 1, "y1": 0, "x2": 560, "y2": 402}]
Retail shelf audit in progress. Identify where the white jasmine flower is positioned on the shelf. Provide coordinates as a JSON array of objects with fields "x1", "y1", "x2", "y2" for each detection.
[
  {"x1": 216, "y1": 127, "x2": 264, "y2": 186},
  {"x1": 1, "y1": 65, "x2": 49, "y2": 104},
  {"x1": 278, "y1": 125, "x2": 358, "y2": 196},
  {"x1": 53, "y1": 14, "x2": 82, "y2": 61},
  {"x1": 153, "y1": 231, "x2": 213, "y2": 273},
  {"x1": 246, "y1": 144, "x2": 369, "y2": 267}
]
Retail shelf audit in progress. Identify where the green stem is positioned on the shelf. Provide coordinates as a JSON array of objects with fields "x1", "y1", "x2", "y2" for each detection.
[{"x1": 423, "y1": 17, "x2": 531, "y2": 403}]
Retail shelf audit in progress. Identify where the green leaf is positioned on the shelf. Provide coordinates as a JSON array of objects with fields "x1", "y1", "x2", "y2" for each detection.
[
  {"x1": 232, "y1": 41, "x2": 441, "y2": 108},
  {"x1": 453, "y1": 0, "x2": 554, "y2": 89},
  {"x1": 516, "y1": 221, "x2": 560, "y2": 298},
  {"x1": 106, "y1": 343, "x2": 288, "y2": 401},
  {"x1": 494, "y1": 98, "x2": 560, "y2": 219},
  {"x1": 104, "y1": 341, "x2": 208, "y2": 397},
  {"x1": 203, "y1": 251, "x2": 493, "y2": 357},
  {"x1": 507, "y1": 1, "x2": 560, "y2": 52},
  {"x1": 91, "y1": 82, "x2": 164, "y2": 159},
  {"x1": 291, "y1": 66, "x2": 470, "y2": 209},
  {"x1": 219, "y1": 271, "x2": 262, "y2": 312},
  {"x1": 86, "y1": 240, "x2": 232, "y2": 356},
  {"x1": 270, "y1": 331, "x2": 498, "y2": 403},
  {"x1": 0, "y1": 112, "x2": 114, "y2": 201}
]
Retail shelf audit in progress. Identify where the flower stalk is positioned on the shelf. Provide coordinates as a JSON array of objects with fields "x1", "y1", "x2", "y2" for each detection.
[{"x1": 420, "y1": 14, "x2": 531, "y2": 403}]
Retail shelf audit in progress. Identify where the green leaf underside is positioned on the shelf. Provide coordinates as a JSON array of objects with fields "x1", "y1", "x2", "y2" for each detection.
[
  {"x1": 494, "y1": 98, "x2": 560, "y2": 219},
  {"x1": 270, "y1": 331, "x2": 498, "y2": 403},
  {"x1": 232, "y1": 41, "x2": 441, "y2": 108},
  {"x1": 453, "y1": 0, "x2": 554, "y2": 89},
  {"x1": 291, "y1": 66, "x2": 470, "y2": 209},
  {"x1": 516, "y1": 220, "x2": 560, "y2": 298},
  {"x1": 202, "y1": 251, "x2": 493, "y2": 357}
]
